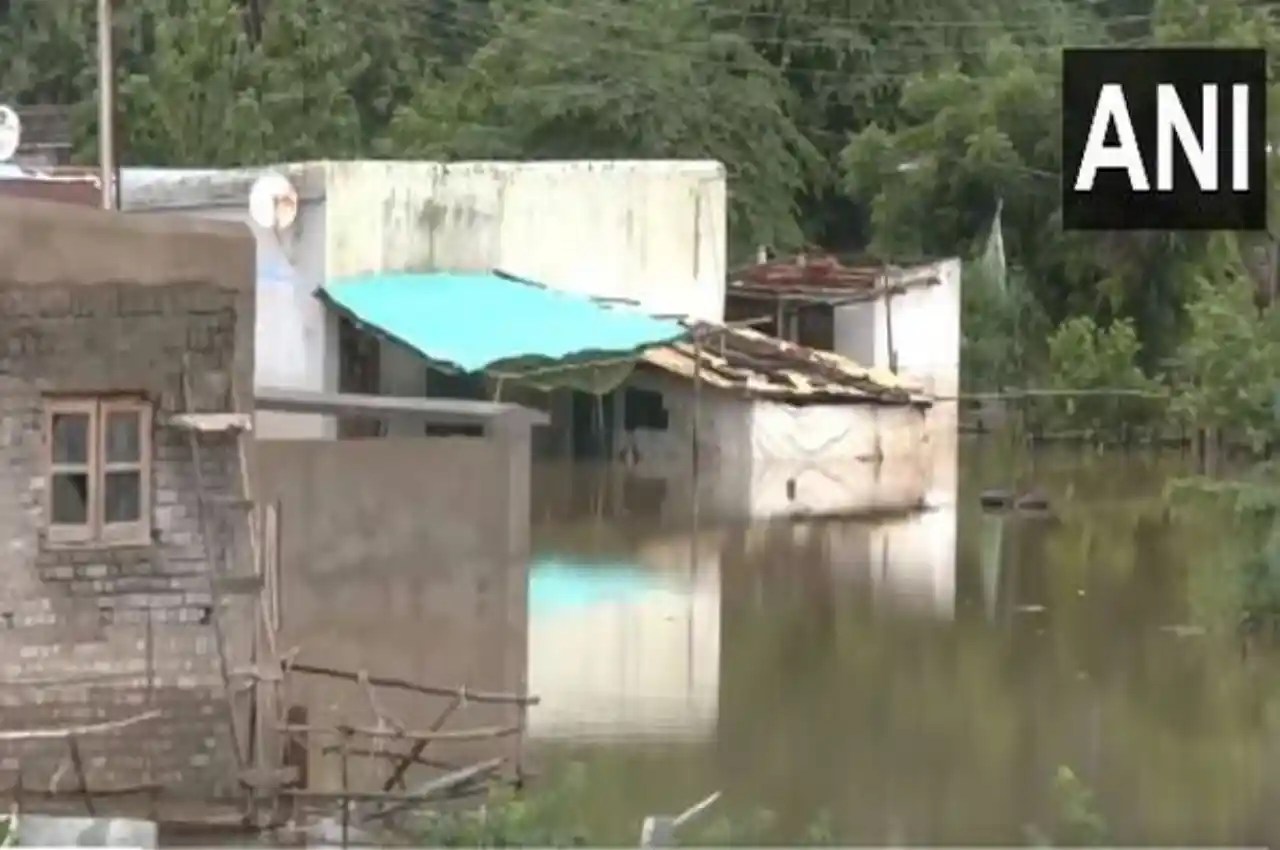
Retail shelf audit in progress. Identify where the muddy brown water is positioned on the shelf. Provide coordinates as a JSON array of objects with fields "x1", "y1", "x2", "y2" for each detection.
[{"x1": 523, "y1": 438, "x2": 1280, "y2": 845}]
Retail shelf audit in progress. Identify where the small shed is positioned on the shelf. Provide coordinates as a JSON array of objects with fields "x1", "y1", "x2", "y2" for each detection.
[{"x1": 611, "y1": 325, "x2": 937, "y2": 518}]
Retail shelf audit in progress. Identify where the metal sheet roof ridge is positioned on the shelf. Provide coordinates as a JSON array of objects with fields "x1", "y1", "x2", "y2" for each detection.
[
  {"x1": 319, "y1": 270, "x2": 690, "y2": 375},
  {"x1": 641, "y1": 323, "x2": 921, "y2": 404}
]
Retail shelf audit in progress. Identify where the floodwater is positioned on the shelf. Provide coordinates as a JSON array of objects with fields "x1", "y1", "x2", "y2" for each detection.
[{"x1": 523, "y1": 438, "x2": 1280, "y2": 846}]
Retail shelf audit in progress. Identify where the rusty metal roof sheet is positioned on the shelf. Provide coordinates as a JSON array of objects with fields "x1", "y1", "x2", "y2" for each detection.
[
  {"x1": 641, "y1": 323, "x2": 929, "y2": 406},
  {"x1": 728, "y1": 253, "x2": 940, "y2": 303}
]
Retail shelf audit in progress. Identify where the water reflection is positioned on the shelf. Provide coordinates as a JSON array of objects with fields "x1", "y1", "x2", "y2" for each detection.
[
  {"x1": 526, "y1": 440, "x2": 1280, "y2": 846},
  {"x1": 527, "y1": 554, "x2": 720, "y2": 742}
]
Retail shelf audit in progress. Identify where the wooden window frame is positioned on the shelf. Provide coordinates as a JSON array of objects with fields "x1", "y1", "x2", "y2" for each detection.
[{"x1": 43, "y1": 396, "x2": 153, "y2": 548}]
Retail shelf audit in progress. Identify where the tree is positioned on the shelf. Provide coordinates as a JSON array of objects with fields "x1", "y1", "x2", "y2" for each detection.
[{"x1": 386, "y1": 0, "x2": 821, "y2": 257}]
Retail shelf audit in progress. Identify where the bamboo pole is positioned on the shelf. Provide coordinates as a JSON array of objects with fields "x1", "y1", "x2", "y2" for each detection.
[
  {"x1": 0, "y1": 711, "x2": 160, "y2": 742},
  {"x1": 382, "y1": 694, "x2": 462, "y2": 791},
  {"x1": 278, "y1": 723, "x2": 519, "y2": 743},
  {"x1": 340, "y1": 729, "x2": 350, "y2": 849},
  {"x1": 67, "y1": 737, "x2": 93, "y2": 816},
  {"x1": 283, "y1": 663, "x2": 538, "y2": 705}
]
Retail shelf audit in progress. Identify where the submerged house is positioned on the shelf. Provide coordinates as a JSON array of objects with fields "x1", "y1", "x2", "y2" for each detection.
[
  {"x1": 612, "y1": 326, "x2": 935, "y2": 518},
  {"x1": 725, "y1": 254, "x2": 961, "y2": 400},
  {"x1": 119, "y1": 160, "x2": 727, "y2": 440}
]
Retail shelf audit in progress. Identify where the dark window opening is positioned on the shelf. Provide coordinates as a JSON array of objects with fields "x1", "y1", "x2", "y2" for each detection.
[
  {"x1": 425, "y1": 366, "x2": 486, "y2": 437},
  {"x1": 337, "y1": 316, "x2": 382, "y2": 438},
  {"x1": 624, "y1": 388, "x2": 669, "y2": 431}
]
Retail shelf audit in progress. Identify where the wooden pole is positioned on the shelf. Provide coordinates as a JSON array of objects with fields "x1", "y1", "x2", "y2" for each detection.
[
  {"x1": 691, "y1": 331, "x2": 702, "y2": 476},
  {"x1": 96, "y1": 0, "x2": 115, "y2": 210},
  {"x1": 383, "y1": 695, "x2": 462, "y2": 791},
  {"x1": 283, "y1": 663, "x2": 537, "y2": 705},
  {"x1": 339, "y1": 729, "x2": 350, "y2": 849},
  {"x1": 68, "y1": 737, "x2": 94, "y2": 816}
]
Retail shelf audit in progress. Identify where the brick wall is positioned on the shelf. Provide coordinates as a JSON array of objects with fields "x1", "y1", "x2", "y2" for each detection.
[{"x1": 0, "y1": 200, "x2": 255, "y2": 808}]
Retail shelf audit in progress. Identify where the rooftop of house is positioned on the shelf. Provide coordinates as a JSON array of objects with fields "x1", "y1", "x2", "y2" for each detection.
[
  {"x1": 727, "y1": 253, "x2": 947, "y2": 304},
  {"x1": 641, "y1": 323, "x2": 929, "y2": 406}
]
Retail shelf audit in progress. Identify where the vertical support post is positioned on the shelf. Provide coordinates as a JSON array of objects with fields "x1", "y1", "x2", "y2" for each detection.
[
  {"x1": 339, "y1": 729, "x2": 351, "y2": 848},
  {"x1": 96, "y1": 0, "x2": 115, "y2": 210},
  {"x1": 884, "y1": 289, "x2": 898, "y2": 374},
  {"x1": 68, "y1": 737, "x2": 93, "y2": 816},
  {"x1": 145, "y1": 608, "x2": 158, "y2": 820},
  {"x1": 691, "y1": 330, "x2": 702, "y2": 479}
]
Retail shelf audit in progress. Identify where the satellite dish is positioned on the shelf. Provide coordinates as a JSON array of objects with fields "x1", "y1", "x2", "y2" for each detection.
[
  {"x1": 248, "y1": 171, "x2": 298, "y2": 230},
  {"x1": 0, "y1": 106, "x2": 21, "y2": 162}
]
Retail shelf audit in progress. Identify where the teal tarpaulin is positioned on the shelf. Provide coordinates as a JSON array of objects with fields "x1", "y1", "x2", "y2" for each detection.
[{"x1": 320, "y1": 272, "x2": 688, "y2": 374}]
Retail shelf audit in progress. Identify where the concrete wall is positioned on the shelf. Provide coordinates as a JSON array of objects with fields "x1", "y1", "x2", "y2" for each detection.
[
  {"x1": 612, "y1": 369, "x2": 932, "y2": 520},
  {"x1": 834, "y1": 258, "x2": 962, "y2": 399},
  {"x1": 325, "y1": 160, "x2": 728, "y2": 322},
  {"x1": 254, "y1": 434, "x2": 530, "y2": 790},
  {"x1": 0, "y1": 198, "x2": 255, "y2": 803}
]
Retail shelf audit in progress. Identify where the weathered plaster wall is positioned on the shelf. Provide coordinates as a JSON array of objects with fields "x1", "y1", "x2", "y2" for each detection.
[
  {"x1": 325, "y1": 160, "x2": 729, "y2": 322},
  {"x1": 254, "y1": 434, "x2": 530, "y2": 789},
  {"x1": 833, "y1": 258, "x2": 963, "y2": 399},
  {"x1": 612, "y1": 369, "x2": 932, "y2": 520},
  {"x1": 0, "y1": 199, "x2": 255, "y2": 802}
]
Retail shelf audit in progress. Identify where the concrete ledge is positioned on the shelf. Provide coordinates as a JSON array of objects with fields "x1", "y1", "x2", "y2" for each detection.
[{"x1": 0, "y1": 198, "x2": 254, "y2": 289}]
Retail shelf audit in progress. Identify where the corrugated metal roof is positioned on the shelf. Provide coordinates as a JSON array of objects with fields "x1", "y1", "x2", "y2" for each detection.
[
  {"x1": 320, "y1": 271, "x2": 690, "y2": 374},
  {"x1": 728, "y1": 253, "x2": 940, "y2": 304},
  {"x1": 641, "y1": 324, "x2": 928, "y2": 406}
]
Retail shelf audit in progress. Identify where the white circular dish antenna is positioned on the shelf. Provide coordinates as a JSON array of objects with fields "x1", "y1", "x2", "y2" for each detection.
[
  {"x1": 248, "y1": 171, "x2": 298, "y2": 230},
  {"x1": 0, "y1": 106, "x2": 21, "y2": 162}
]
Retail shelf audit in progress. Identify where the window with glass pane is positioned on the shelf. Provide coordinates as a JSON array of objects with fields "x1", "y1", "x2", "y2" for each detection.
[
  {"x1": 44, "y1": 397, "x2": 151, "y2": 546},
  {"x1": 100, "y1": 402, "x2": 149, "y2": 540},
  {"x1": 47, "y1": 405, "x2": 95, "y2": 540}
]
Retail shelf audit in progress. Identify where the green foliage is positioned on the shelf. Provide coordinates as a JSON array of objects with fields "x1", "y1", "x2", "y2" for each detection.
[
  {"x1": 1049, "y1": 765, "x2": 1108, "y2": 845},
  {"x1": 961, "y1": 262, "x2": 1047, "y2": 392},
  {"x1": 386, "y1": 0, "x2": 821, "y2": 257},
  {"x1": 1039, "y1": 316, "x2": 1163, "y2": 434},
  {"x1": 1171, "y1": 247, "x2": 1280, "y2": 453},
  {"x1": 1170, "y1": 464, "x2": 1280, "y2": 635},
  {"x1": 412, "y1": 763, "x2": 592, "y2": 846}
]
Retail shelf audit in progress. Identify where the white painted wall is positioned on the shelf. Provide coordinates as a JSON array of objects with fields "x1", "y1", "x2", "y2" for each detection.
[
  {"x1": 325, "y1": 160, "x2": 728, "y2": 322},
  {"x1": 614, "y1": 369, "x2": 933, "y2": 520},
  {"x1": 833, "y1": 258, "x2": 962, "y2": 399},
  {"x1": 121, "y1": 165, "x2": 337, "y2": 438}
]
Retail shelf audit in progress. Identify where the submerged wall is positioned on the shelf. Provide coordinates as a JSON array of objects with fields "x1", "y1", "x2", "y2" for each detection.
[
  {"x1": 612, "y1": 370, "x2": 933, "y2": 520},
  {"x1": 254, "y1": 433, "x2": 530, "y2": 790}
]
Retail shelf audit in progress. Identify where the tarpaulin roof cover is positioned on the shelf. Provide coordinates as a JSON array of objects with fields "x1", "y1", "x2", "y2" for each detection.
[{"x1": 321, "y1": 271, "x2": 689, "y2": 374}]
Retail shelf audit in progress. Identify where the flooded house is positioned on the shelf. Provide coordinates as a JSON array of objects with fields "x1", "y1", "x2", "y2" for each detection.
[
  {"x1": 119, "y1": 160, "x2": 727, "y2": 440},
  {"x1": 609, "y1": 326, "x2": 936, "y2": 519},
  {"x1": 0, "y1": 197, "x2": 256, "y2": 804}
]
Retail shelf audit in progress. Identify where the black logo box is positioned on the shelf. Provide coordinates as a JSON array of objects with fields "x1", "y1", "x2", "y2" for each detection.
[{"x1": 1062, "y1": 48, "x2": 1267, "y2": 231}]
